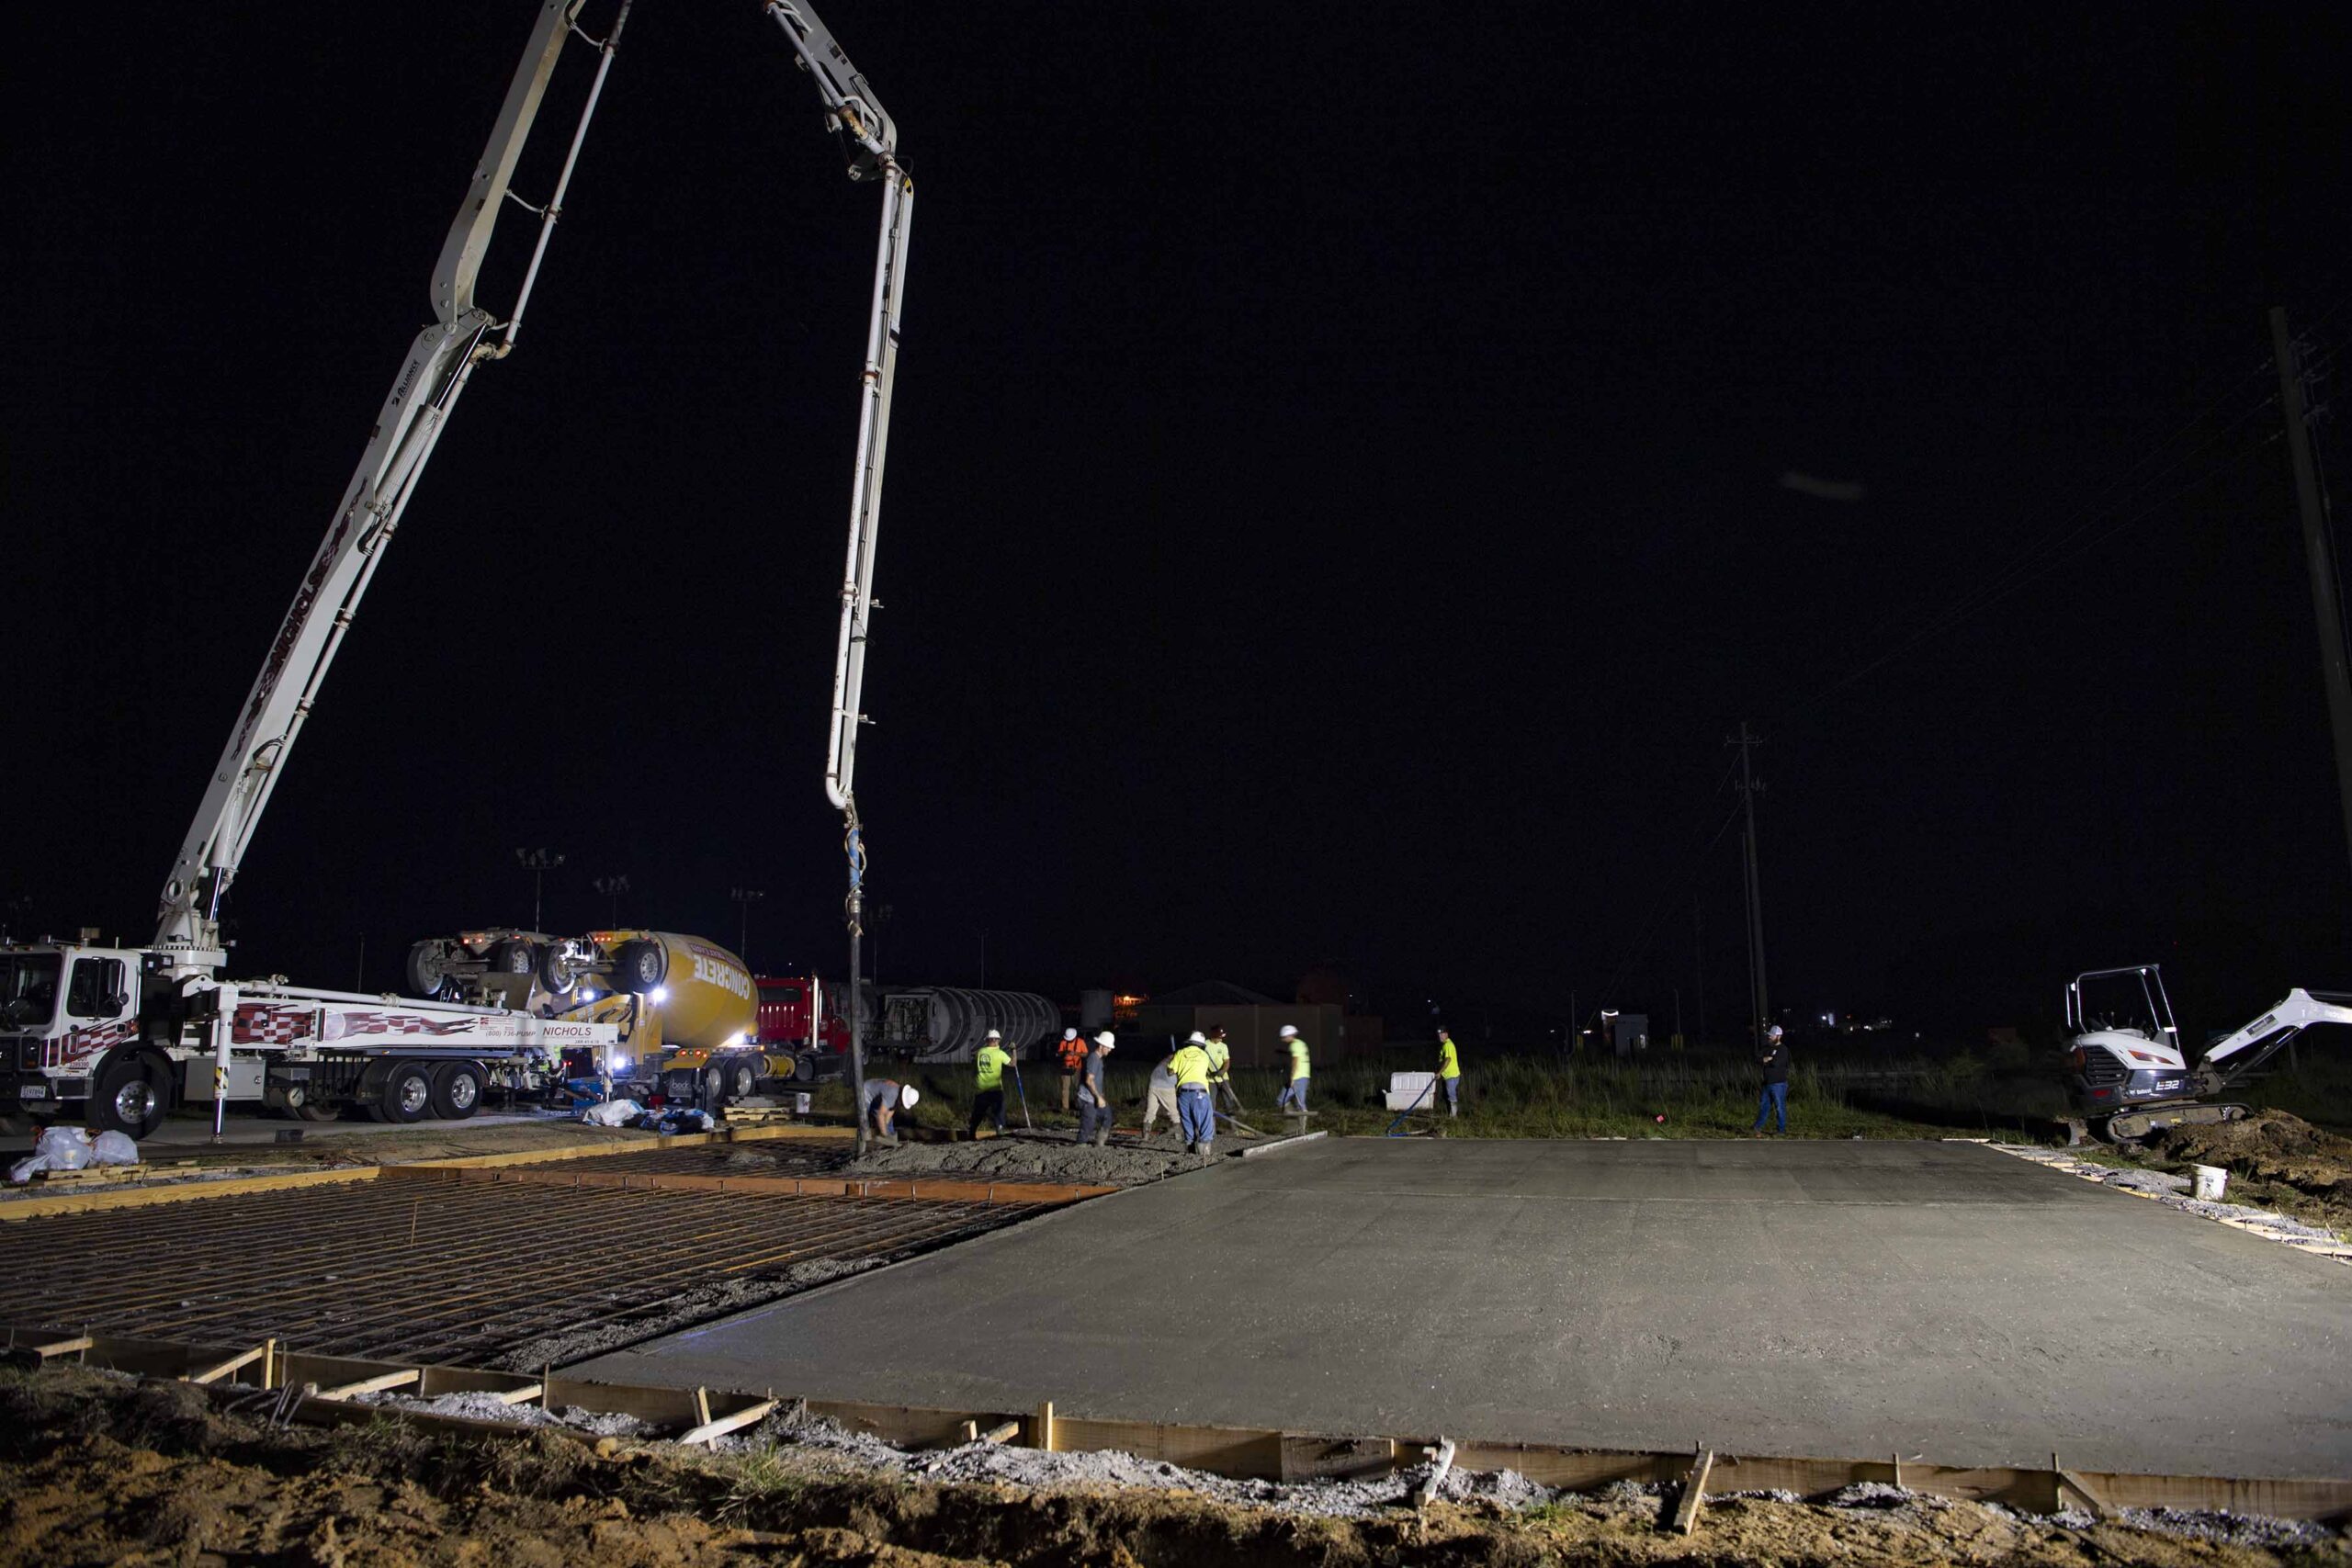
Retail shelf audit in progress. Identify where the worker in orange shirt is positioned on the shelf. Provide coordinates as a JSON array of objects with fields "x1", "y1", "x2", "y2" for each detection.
[{"x1": 1054, "y1": 1027, "x2": 1089, "y2": 1111}]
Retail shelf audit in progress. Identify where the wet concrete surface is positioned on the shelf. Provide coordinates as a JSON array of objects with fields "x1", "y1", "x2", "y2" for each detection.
[{"x1": 571, "y1": 1137, "x2": 2352, "y2": 1477}]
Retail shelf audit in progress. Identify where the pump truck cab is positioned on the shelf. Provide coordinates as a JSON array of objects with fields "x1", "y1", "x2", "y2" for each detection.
[{"x1": 0, "y1": 1, "x2": 910, "y2": 1140}]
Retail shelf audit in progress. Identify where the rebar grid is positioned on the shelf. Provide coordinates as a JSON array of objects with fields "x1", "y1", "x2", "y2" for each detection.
[{"x1": 0, "y1": 1180, "x2": 1047, "y2": 1365}]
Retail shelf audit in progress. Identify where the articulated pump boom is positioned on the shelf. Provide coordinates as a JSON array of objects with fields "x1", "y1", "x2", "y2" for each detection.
[{"x1": 2, "y1": 0, "x2": 914, "y2": 1139}]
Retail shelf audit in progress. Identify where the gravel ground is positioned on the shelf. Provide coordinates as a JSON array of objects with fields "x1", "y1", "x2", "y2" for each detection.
[
  {"x1": 347, "y1": 1386, "x2": 657, "y2": 1437},
  {"x1": 843, "y1": 1127, "x2": 1272, "y2": 1187}
]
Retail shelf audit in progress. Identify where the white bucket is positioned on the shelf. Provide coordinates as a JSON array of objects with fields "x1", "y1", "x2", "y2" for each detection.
[
  {"x1": 792, "y1": 1091, "x2": 812, "y2": 1114},
  {"x1": 2191, "y1": 1164, "x2": 2228, "y2": 1201}
]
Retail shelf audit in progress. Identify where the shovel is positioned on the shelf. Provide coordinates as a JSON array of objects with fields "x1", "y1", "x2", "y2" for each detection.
[{"x1": 1011, "y1": 1058, "x2": 1034, "y2": 1130}]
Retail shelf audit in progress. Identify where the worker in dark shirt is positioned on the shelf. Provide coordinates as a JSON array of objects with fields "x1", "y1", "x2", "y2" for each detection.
[{"x1": 1751, "y1": 1025, "x2": 1790, "y2": 1135}]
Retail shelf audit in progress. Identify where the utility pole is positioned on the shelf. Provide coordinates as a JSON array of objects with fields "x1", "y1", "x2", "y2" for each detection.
[
  {"x1": 730, "y1": 886, "x2": 765, "y2": 967},
  {"x1": 2271, "y1": 307, "x2": 2352, "y2": 889},
  {"x1": 592, "y1": 874, "x2": 630, "y2": 929},
  {"x1": 1729, "y1": 721, "x2": 1770, "y2": 1047},
  {"x1": 515, "y1": 848, "x2": 564, "y2": 931},
  {"x1": 356, "y1": 932, "x2": 366, "y2": 993}
]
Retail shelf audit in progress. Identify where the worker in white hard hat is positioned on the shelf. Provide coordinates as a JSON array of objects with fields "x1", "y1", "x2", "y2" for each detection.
[
  {"x1": 971, "y1": 1029, "x2": 1012, "y2": 1136},
  {"x1": 1167, "y1": 1035, "x2": 1215, "y2": 1158},
  {"x1": 1274, "y1": 1024, "x2": 1310, "y2": 1114},
  {"x1": 1055, "y1": 1026, "x2": 1087, "y2": 1111},
  {"x1": 864, "y1": 1078, "x2": 919, "y2": 1145},
  {"x1": 1076, "y1": 1030, "x2": 1118, "y2": 1145}
]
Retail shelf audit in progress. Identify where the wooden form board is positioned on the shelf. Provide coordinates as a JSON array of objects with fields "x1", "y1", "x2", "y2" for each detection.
[{"x1": 12, "y1": 1325, "x2": 2350, "y2": 1522}]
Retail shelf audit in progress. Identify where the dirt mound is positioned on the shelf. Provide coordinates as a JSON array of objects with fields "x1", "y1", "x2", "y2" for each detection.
[
  {"x1": 2145, "y1": 1111, "x2": 2352, "y2": 1235},
  {"x1": 845, "y1": 1128, "x2": 1262, "y2": 1187},
  {"x1": 3, "y1": 1367, "x2": 2339, "y2": 1567}
]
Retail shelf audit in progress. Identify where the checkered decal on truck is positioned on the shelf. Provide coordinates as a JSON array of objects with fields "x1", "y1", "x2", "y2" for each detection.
[
  {"x1": 321, "y1": 1011, "x2": 479, "y2": 1043},
  {"x1": 232, "y1": 1005, "x2": 318, "y2": 1045}
]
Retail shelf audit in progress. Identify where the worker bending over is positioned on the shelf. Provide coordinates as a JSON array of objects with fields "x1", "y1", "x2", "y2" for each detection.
[
  {"x1": 1168, "y1": 1036, "x2": 1216, "y2": 1157},
  {"x1": 1054, "y1": 1027, "x2": 1087, "y2": 1111},
  {"x1": 1076, "y1": 1031, "x2": 1117, "y2": 1145},
  {"x1": 864, "y1": 1079, "x2": 919, "y2": 1145},
  {"x1": 1435, "y1": 1026, "x2": 1463, "y2": 1116},
  {"x1": 1139, "y1": 1049, "x2": 1180, "y2": 1136},
  {"x1": 971, "y1": 1029, "x2": 1011, "y2": 1136},
  {"x1": 1275, "y1": 1024, "x2": 1310, "y2": 1113}
]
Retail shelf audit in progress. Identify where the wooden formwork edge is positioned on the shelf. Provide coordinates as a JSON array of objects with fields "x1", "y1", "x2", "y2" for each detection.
[
  {"x1": 10, "y1": 1325, "x2": 2350, "y2": 1524},
  {"x1": 0, "y1": 1165, "x2": 380, "y2": 1223},
  {"x1": 405, "y1": 1121, "x2": 853, "y2": 1172}
]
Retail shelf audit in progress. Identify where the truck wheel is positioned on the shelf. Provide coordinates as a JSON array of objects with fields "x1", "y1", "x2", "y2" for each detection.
[
  {"x1": 537, "y1": 943, "x2": 584, "y2": 995},
  {"x1": 298, "y1": 1100, "x2": 340, "y2": 1122},
  {"x1": 431, "y1": 1062, "x2": 485, "y2": 1120},
  {"x1": 404, "y1": 940, "x2": 451, "y2": 997},
  {"x1": 489, "y1": 941, "x2": 537, "y2": 978},
  {"x1": 611, "y1": 939, "x2": 665, "y2": 995},
  {"x1": 702, "y1": 1066, "x2": 727, "y2": 1105},
  {"x1": 87, "y1": 1053, "x2": 170, "y2": 1140},
  {"x1": 793, "y1": 1055, "x2": 817, "y2": 1084},
  {"x1": 379, "y1": 1062, "x2": 435, "y2": 1124},
  {"x1": 729, "y1": 1062, "x2": 759, "y2": 1100}
]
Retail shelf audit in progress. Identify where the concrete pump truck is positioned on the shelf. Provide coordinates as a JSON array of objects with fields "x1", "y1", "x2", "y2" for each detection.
[{"x1": 0, "y1": 0, "x2": 910, "y2": 1138}]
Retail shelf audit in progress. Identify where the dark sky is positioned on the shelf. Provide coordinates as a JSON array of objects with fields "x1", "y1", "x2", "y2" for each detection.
[{"x1": 7, "y1": 4, "x2": 2349, "y2": 1043}]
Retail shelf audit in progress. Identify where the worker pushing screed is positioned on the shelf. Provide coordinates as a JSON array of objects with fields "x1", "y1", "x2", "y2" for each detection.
[
  {"x1": 970, "y1": 1030, "x2": 1011, "y2": 1137},
  {"x1": 1435, "y1": 1026, "x2": 1464, "y2": 1117},
  {"x1": 1169, "y1": 1034, "x2": 1216, "y2": 1158}
]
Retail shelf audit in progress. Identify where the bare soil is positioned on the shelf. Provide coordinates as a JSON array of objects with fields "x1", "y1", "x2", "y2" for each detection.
[
  {"x1": 2142, "y1": 1111, "x2": 2352, "y2": 1235},
  {"x1": 3, "y1": 1367, "x2": 2341, "y2": 1567}
]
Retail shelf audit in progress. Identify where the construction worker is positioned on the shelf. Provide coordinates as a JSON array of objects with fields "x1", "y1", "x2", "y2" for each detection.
[
  {"x1": 1169, "y1": 1035, "x2": 1215, "y2": 1156},
  {"x1": 1435, "y1": 1026, "x2": 1463, "y2": 1116},
  {"x1": 1139, "y1": 1049, "x2": 1180, "y2": 1136},
  {"x1": 863, "y1": 1078, "x2": 919, "y2": 1145},
  {"x1": 971, "y1": 1029, "x2": 1011, "y2": 1136},
  {"x1": 1054, "y1": 1027, "x2": 1087, "y2": 1111},
  {"x1": 1204, "y1": 1025, "x2": 1238, "y2": 1115},
  {"x1": 1753, "y1": 1024, "x2": 1791, "y2": 1135},
  {"x1": 1076, "y1": 1030, "x2": 1117, "y2": 1146},
  {"x1": 1275, "y1": 1024, "x2": 1310, "y2": 1113}
]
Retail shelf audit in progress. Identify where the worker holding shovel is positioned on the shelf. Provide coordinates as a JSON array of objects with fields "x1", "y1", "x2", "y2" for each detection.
[{"x1": 970, "y1": 1030, "x2": 1012, "y2": 1137}]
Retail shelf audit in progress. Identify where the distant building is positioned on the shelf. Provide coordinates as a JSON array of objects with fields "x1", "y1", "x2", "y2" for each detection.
[{"x1": 1126, "y1": 979, "x2": 1380, "y2": 1067}]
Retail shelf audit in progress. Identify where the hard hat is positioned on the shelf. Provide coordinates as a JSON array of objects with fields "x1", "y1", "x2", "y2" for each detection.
[
  {"x1": 1186, "y1": 1031, "x2": 1206, "y2": 1043},
  {"x1": 1279, "y1": 1025, "x2": 1298, "y2": 1038},
  {"x1": 1094, "y1": 1031, "x2": 1116, "y2": 1048},
  {"x1": 986, "y1": 1029, "x2": 1001, "y2": 1040},
  {"x1": 1767, "y1": 1025, "x2": 1784, "y2": 1040},
  {"x1": 1063, "y1": 1028, "x2": 1077, "y2": 1039},
  {"x1": 899, "y1": 1086, "x2": 921, "y2": 1108}
]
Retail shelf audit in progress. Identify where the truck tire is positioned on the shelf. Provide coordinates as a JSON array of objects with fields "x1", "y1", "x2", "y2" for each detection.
[
  {"x1": 379, "y1": 1061, "x2": 435, "y2": 1124},
  {"x1": 537, "y1": 943, "x2": 582, "y2": 996},
  {"x1": 405, "y1": 940, "x2": 451, "y2": 997},
  {"x1": 489, "y1": 941, "x2": 537, "y2": 978},
  {"x1": 87, "y1": 1052, "x2": 170, "y2": 1140},
  {"x1": 612, "y1": 939, "x2": 665, "y2": 995},
  {"x1": 702, "y1": 1066, "x2": 727, "y2": 1106},
  {"x1": 793, "y1": 1054, "x2": 817, "y2": 1084},
  {"x1": 729, "y1": 1061, "x2": 759, "y2": 1100},
  {"x1": 298, "y1": 1100, "x2": 340, "y2": 1122},
  {"x1": 431, "y1": 1061, "x2": 485, "y2": 1120}
]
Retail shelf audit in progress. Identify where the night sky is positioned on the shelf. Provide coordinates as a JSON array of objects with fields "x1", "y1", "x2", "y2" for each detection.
[{"x1": 8, "y1": 5, "x2": 2350, "y2": 1045}]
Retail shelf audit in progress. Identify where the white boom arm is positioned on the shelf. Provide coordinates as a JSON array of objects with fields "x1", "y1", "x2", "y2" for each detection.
[
  {"x1": 154, "y1": 1, "x2": 629, "y2": 973},
  {"x1": 761, "y1": 1, "x2": 913, "y2": 819},
  {"x1": 2196, "y1": 987, "x2": 2352, "y2": 1091}
]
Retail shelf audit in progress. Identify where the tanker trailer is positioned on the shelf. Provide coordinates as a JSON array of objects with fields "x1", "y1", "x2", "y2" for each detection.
[
  {"x1": 879, "y1": 987, "x2": 1061, "y2": 1062},
  {"x1": 406, "y1": 929, "x2": 769, "y2": 1098}
]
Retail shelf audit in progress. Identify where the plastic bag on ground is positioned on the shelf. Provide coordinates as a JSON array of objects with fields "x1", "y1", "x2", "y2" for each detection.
[
  {"x1": 580, "y1": 1099, "x2": 642, "y2": 1127},
  {"x1": 7, "y1": 1126, "x2": 96, "y2": 1184},
  {"x1": 90, "y1": 1131, "x2": 141, "y2": 1166}
]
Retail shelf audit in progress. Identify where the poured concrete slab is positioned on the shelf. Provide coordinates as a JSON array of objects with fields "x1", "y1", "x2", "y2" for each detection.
[{"x1": 573, "y1": 1138, "x2": 2352, "y2": 1476}]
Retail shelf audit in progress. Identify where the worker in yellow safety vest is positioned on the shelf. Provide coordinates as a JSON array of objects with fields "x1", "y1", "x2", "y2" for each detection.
[
  {"x1": 1204, "y1": 1026, "x2": 1241, "y2": 1117},
  {"x1": 1275, "y1": 1024, "x2": 1309, "y2": 1114},
  {"x1": 971, "y1": 1030, "x2": 1012, "y2": 1136},
  {"x1": 1168, "y1": 1038, "x2": 1216, "y2": 1157},
  {"x1": 1436, "y1": 1026, "x2": 1463, "y2": 1116}
]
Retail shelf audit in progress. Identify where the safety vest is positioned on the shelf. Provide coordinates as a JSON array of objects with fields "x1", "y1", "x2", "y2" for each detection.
[
  {"x1": 1057, "y1": 1036, "x2": 1089, "y2": 1071},
  {"x1": 1288, "y1": 1039, "x2": 1310, "y2": 1080},
  {"x1": 975, "y1": 1044, "x2": 1010, "y2": 1090},
  {"x1": 1204, "y1": 1040, "x2": 1230, "y2": 1081},
  {"x1": 1169, "y1": 1044, "x2": 1211, "y2": 1089},
  {"x1": 1438, "y1": 1038, "x2": 1460, "y2": 1078}
]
